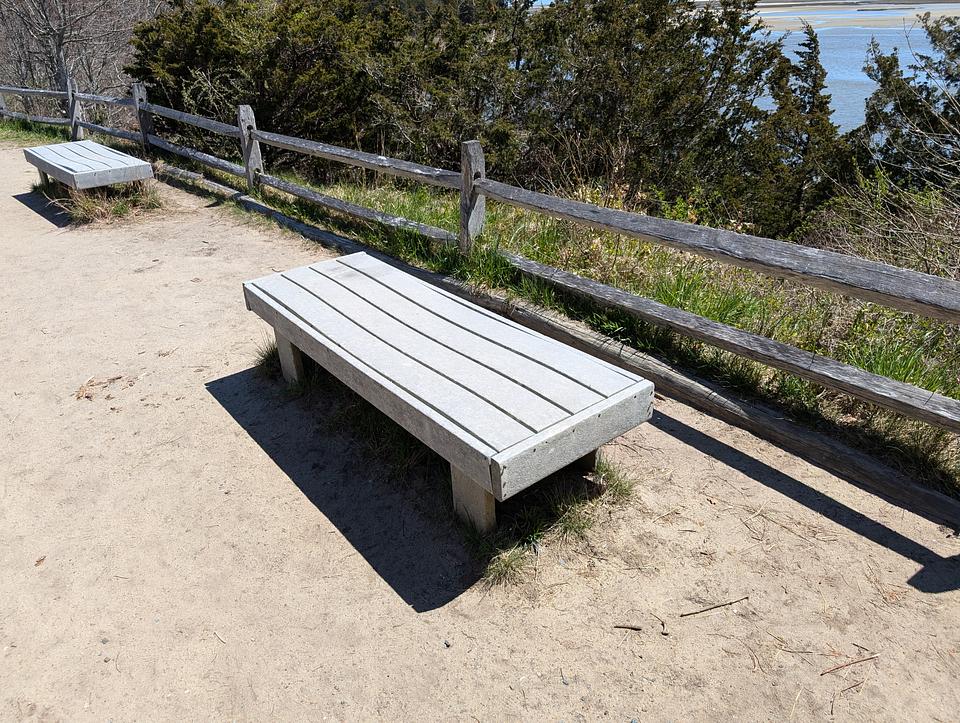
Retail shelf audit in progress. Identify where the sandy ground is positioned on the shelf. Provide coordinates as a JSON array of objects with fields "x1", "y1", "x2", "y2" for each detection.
[{"x1": 0, "y1": 142, "x2": 958, "y2": 721}]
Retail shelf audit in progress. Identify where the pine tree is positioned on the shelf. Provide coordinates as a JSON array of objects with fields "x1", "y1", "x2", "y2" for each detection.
[
  {"x1": 858, "y1": 15, "x2": 960, "y2": 189},
  {"x1": 747, "y1": 23, "x2": 844, "y2": 236}
]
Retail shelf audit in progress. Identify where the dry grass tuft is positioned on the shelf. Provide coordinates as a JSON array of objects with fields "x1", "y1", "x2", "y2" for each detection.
[
  {"x1": 483, "y1": 546, "x2": 529, "y2": 586},
  {"x1": 34, "y1": 179, "x2": 162, "y2": 224},
  {"x1": 471, "y1": 451, "x2": 639, "y2": 586},
  {"x1": 254, "y1": 339, "x2": 281, "y2": 380}
]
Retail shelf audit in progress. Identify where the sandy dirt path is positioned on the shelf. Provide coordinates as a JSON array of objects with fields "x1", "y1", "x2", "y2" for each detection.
[{"x1": 1, "y1": 143, "x2": 958, "y2": 721}]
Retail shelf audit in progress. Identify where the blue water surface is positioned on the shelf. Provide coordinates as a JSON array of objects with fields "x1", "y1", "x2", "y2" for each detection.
[{"x1": 774, "y1": 24, "x2": 935, "y2": 131}]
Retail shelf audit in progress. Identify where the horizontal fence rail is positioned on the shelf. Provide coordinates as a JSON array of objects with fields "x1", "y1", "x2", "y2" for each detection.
[
  {"x1": 477, "y1": 179, "x2": 960, "y2": 324},
  {"x1": 259, "y1": 172, "x2": 456, "y2": 244},
  {"x1": 142, "y1": 101, "x2": 240, "y2": 138},
  {"x1": 76, "y1": 120, "x2": 139, "y2": 143},
  {"x1": 505, "y1": 253, "x2": 960, "y2": 434},
  {"x1": 1, "y1": 109, "x2": 69, "y2": 125},
  {"x1": 0, "y1": 85, "x2": 68, "y2": 99},
  {"x1": 74, "y1": 92, "x2": 133, "y2": 107},
  {"x1": 147, "y1": 134, "x2": 244, "y2": 176},
  {"x1": 252, "y1": 129, "x2": 461, "y2": 190}
]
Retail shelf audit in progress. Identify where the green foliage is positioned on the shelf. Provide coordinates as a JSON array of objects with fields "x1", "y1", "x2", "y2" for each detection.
[
  {"x1": 126, "y1": 0, "x2": 856, "y2": 237},
  {"x1": 747, "y1": 24, "x2": 848, "y2": 237},
  {"x1": 856, "y1": 15, "x2": 960, "y2": 191},
  {"x1": 521, "y1": 0, "x2": 780, "y2": 205}
]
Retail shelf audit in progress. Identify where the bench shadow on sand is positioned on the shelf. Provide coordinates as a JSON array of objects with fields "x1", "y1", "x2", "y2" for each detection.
[
  {"x1": 14, "y1": 190, "x2": 71, "y2": 227},
  {"x1": 206, "y1": 367, "x2": 479, "y2": 613},
  {"x1": 651, "y1": 411, "x2": 960, "y2": 594},
  {"x1": 208, "y1": 366, "x2": 959, "y2": 605}
]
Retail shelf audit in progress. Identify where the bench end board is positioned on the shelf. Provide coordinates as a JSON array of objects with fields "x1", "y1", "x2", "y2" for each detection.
[{"x1": 491, "y1": 380, "x2": 654, "y2": 499}]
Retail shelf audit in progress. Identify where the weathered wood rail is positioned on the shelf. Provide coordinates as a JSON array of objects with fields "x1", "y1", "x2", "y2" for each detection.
[
  {"x1": 76, "y1": 120, "x2": 140, "y2": 143},
  {"x1": 147, "y1": 134, "x2": 245, "y2": 177},
  {"x1": 480, "y1": 180, "x2": 960, "y2": 323},
  {"x1": 505, "y1": 253, "x2": 960, "y2": 434},
  {"x1": 2, "y1": 110, "x2": 70, "y2": 125},
  {"x1": 1, "y1": 81, "x2": 135, "y2": 142},
  {"x1": 141, "y1": 101, "x2": 241, "y2": 138},
  {"x1": 73, "y1": 92, "x2": 133, "y2": 107},
  {"x1": 251, "y1": 129, "x2": 461, "y2": 190},
  {"x1": 0, "y1": 85, "x2": 67, "y2": 99},
  {"x1": 258, "y1": 172, "x2": 456, "y2": 244},
  {"x1": 3, "y1": 78, "x2": 959, "y2": 519}
]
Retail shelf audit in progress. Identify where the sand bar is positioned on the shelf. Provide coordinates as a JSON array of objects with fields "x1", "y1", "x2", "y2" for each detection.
[{"x1": 755, "y1": 0, "x2": 960, "y2": 29}]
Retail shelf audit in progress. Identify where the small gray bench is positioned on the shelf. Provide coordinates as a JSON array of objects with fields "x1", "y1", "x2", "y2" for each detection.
[
  {"x1": 243, "y1": 252, "x2": 654, "y2": 532},
  {"x1": 23, "y1": 140, "x2": 153, "y2": 190}
]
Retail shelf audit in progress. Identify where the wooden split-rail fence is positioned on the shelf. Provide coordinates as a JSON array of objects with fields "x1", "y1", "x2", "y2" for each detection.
[{"x1": 2, "y1": 80, "x2": 959, "y2": 444}]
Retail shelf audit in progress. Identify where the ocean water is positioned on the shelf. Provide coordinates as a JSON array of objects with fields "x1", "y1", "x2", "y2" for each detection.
[
  {"x1": 763, "y1": 3, "x2": 959, "y2": 131},
  {"x1": 774, "y1": 25, "x2": 934, "y2": 131}
]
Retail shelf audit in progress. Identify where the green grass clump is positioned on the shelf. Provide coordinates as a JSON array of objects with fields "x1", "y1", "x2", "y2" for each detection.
[
  {"x1": 483, "y1": 547, "x2": 529, "y2": 587},
  {"x1": 0, "y1": 118, "x2": 68, "y2": 145},
  {"x1": 254, "y1": 339, "x2": 282, "y2": 379},
  {"x1": 33, "y1": 178, "x2": 162, "y2": 224},
  {"x1": 595, "y1": 454, "x2": 635, "y2": 504},
  {"x1": 466, "y1": 452, "x2": 637, "y2": 586}
]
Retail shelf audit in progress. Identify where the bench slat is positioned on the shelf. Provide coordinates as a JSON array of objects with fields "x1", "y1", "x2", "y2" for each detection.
[
  {"x1": 31, "y1": 144, "x2": 100, "y2": 173},
  {"x1": 33, "y1": 141, "x2": 129, "y2": 171},
  {"x1": 320, "y1": 258, "x2": 607, "y2": 412},
  {"x1": 251, "y1": 275, "x2": 535, "y2": 451},
  {"x1": 285, "y1": 265, "x2": 571, "y2": 432},
  {"x1": 337, "y1": 253, "x2": 639, "y2": 397}
]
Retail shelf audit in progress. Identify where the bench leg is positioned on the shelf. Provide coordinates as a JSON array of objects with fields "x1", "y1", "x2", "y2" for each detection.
[
  {"x1": 38, "y1": 170, "x2": 50, "y2": 187},
  {"x1": 275, "y1": 330, "x2": 305, "y2": 385},
  {"x1": 571, "y1": 449, "x2": 598, "y2": 472},
  {"x1": 451, "y1": 465, "x2": 496, "y2": 534}
]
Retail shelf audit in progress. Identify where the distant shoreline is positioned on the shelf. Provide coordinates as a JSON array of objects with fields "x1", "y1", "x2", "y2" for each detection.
[
  {"x1": 752, "y1": 0, "x2": 960, "y2": 30},
  {"x1": 756, "y1": 0, "x2": 957, "y2": 6}
]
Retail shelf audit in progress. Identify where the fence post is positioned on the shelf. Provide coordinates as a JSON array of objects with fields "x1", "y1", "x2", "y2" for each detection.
[
  {"x1": 131, "y1": 82, "x2": 154, "y2": 151},
  {"x1": 459, "y1": 140, "x2": 486, "y2": 255},
  {"x1": 68, "y1": 78, "x2": 84, "y2": 141},
  {"x1": 237, "y1": 104, "x2": 263, "y2": 191},
  {"x1": 0, "y1": 92, "x2": 6, "y2": 119}
]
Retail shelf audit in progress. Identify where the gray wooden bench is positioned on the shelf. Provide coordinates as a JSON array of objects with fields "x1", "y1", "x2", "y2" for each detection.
[
  {"x1": 23, "y1": 140, "x2": 153, "y2": 190},
  {"x1": 243, "y1": 252, "x2": 654, "y2": 532}
]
